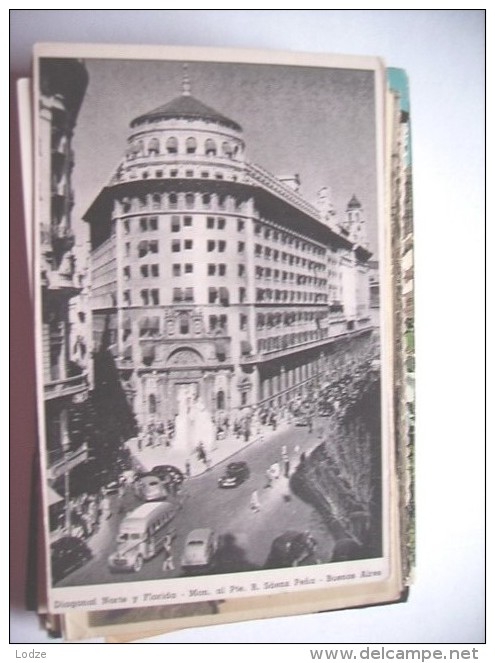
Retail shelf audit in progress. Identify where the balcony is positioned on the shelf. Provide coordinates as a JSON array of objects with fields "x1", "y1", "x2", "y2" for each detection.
[
  {"x1": 51, "y1": 223, "x2": 75, "y2": 252},
  {"x1": 47, "y1": 443, "x2": 89, "y2": 482},
  {"x1": 44, "y1": 373, "x2": 89, "y2": 402}
]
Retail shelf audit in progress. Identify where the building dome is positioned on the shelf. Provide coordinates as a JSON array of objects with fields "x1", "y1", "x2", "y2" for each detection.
[
  {"x1": 130, "y1": 94, "x2": 242, "y2": 132},
  {"x1": 118, "y1": 67, "x2": 245, "y2": 178},
  {"x1": 346, "y1": 194, "x2": 362, "y2": 210}
]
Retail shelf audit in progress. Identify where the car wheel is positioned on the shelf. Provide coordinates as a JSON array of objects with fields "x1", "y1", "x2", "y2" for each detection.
[{"x1": 133, "y1": 555, "x2": 143, "y2": 572}]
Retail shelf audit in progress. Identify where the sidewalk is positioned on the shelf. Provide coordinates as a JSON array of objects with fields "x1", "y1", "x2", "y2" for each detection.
[{"x1": 126, "y1": 417, "x2": 294, "y2": 478}]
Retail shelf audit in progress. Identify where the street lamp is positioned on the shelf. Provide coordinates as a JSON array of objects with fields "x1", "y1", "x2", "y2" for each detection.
[{"x1": 61, "y1": 431, "x2": 72, "y2": 536}]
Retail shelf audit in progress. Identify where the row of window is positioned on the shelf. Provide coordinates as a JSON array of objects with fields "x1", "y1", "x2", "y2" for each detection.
[
  {"x1": 256, "y1": 310, "x2": 326, "y2": 329},
  {"x1": 132, "y1": 312, "x2": 239, "y2": 338},
  {"x1": 258, "y1": 329, "x2": 327, "y2": 354},
  {"x1": 253, "y1": 244, "x2": 325, "y2": 271},
  {"x1": 122, "y1": 286, "x2": 329, "y2": 306},
  {"x1": 127, "y1": 136, "x2": 241, "y2": 159},
  {"x1": 254, "y1": 266, "x2": 326, "y2": 287},
  {"x1": 256, "y1": 288, "x2": 327, "y2": 304},
  {"x1": 134, "y1": 168, "x2": 234, "y2": 182},
  {"x1": 123, "y1": 215, "x2": 246, "y2": 235},
  {"x1": 124, "y1": 264, "x2": 160, "y2": 279},
  {"x1": 254, "y1": 223, "x2": 326, "y2": 258},
  {"x1": 135, "y1": 239, "x2": 243, "y2": 254},
  {"x1": 122, "y1": 259, "x2": 328, "y2": 285},
  {"x1": 122, "y1": 289, "x2": 160, "y2": 306},
  {"x1": 121, "y1": 192, "x2": 239, "y2": 214}
]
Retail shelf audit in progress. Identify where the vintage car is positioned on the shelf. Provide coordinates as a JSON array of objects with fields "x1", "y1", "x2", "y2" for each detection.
[
  {"x1": 133, "y1": 472, "x2": 169, "y2": 502},
  {"x1": 218, "y1": 461, "x2": 250, "y2": 488},
  {"x1": 51, "y1": 536, "x2": 92, "y2": 584},
  {"x1": 108, "y1": 502, "x2": 177, "y2": 573},
  {"x1": 264, "y1": 530, "x2": 318, "y2": 569},
  {"x1": 180, "y1": 528, "x2": 217, "y2": 571}
]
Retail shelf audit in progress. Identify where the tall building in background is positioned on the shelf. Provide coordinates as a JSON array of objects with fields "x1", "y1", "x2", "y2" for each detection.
[
  {"x1": 39, "y1": 59, "x2": 90, "y2": 489},
  {"x1": 84, "y1": 71, "x2": 373, "y2": 431}
]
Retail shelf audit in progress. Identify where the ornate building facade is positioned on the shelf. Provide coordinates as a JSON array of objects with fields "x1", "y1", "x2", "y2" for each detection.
[
  {"x1": 84, "y1": 73, "x2": 373, "y2": 429},
  {"x1": 39, "y1": 59, "x2": 90, "y2": 486}
]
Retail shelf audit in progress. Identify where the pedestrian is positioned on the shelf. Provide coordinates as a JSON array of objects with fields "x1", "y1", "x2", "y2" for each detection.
[
  {"x1": 250, "y1": 490, "x2": 261, "y2": 512},
  {"x1": 281, "y1": 445, "x2": 290, "y2": 477},
  {"x1": 162, "y1": 534, "x2": 175, "y2": 572},
  {"x1": 185, "y1": 460, "x2": 191, "y2": 478},
  {"x1": 265, "y1": 468, "x2": 273, "y2": 488},
  {"x1": 100, "y1": 488, "x2": 111, "y2": 520},
  {"x1": 197, "y1": 442, "x2": 206, "y2": 463},
  {"x1": 117, "y1": 476, "x2": 126, "y2": 513}
]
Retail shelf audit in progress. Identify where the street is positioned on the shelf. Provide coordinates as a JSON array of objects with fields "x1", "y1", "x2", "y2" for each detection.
[{"x1": 56, "y1": 418, "x2": 336, "y2": 587}]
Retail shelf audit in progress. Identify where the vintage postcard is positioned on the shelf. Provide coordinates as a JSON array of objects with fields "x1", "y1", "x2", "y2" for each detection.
[{"x1": 33, "y1": 43, "x2": 402, "y2": 619}]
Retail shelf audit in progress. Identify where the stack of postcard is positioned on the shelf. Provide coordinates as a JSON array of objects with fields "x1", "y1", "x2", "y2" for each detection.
[{"x1": 17, "y1": 42, "x2": 415, "y2": 642}]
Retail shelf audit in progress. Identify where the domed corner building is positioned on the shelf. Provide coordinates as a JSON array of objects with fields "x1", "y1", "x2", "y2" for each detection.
[{"x1": 83, "y1": 70, "x2": 374, "y2": 431}]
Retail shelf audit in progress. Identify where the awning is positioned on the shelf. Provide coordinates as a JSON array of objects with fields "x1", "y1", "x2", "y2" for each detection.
[
  {"x1": 47, "y1": 486, "x2": 64, "y2": 507},
  {"x1": 123, "y1": 345, "x2": 133, "y2": 360},
  {"x1": 139, "y1": 317, "x2": 150, "y2": 334}
]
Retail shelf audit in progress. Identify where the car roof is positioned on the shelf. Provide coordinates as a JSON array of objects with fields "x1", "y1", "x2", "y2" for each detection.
[
  {"x1": 125, "y1": 502, "x2": 175, "y2": 521},
  {"x1": 186, "y1": 528, "x2": 212, "y2": 541}
]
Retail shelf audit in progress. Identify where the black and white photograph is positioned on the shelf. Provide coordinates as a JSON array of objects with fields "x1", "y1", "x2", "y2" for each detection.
[{"x1": 34, "y1": 44, "x2": 393, "y2": 614}]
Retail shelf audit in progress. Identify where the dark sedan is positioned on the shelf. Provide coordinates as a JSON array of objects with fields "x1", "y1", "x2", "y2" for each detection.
[
  {"x1": 264, "y1": 530, "x2": 318, "y2": 569},
  {"x1": 218, "y1": 461, "x2": 250, "y2": 488},
  {"x1": 51, "y1": 536, "x2": 92, "y2": 584}
]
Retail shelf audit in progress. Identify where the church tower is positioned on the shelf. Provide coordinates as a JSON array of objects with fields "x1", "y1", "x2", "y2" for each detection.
[{"x1": 345, "y1": 194, "x2": 367, "y2": 246}]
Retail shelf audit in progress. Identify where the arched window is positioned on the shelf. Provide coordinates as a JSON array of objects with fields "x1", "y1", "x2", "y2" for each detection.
[
  {"x1": 205, "y1": 139, "x2": 217, "y2": 156},
  {"x1": 169, "y1": 193, "x2": 178, "y2": 209},
  {"x1": 149, "y1": 393, "x2": 157, "y2": 414},
  {"x1": 136, "y1": 140, "x2": 144, "y2": 156},
  {"x1": 186, "y1": 137, "x2": 197, "y2": 154},
  {"x1": 152, "y1": 193, "x2": 161, "y2": 210},
  {"x1": 148, "y1": 137, "x2": 160, "y2": 155},
  {"x1": 216, "y1": 390, "x2": 225, "y2": 411},
  {"x1": 166, "y1": 137, "x2": 178, "y2": 154},
  {"x1": 185, "y1": 193, "x2": 195, "y2": 209},
  {"x1": 222, "y1": 141, "x2": 233, "y2": 157}
]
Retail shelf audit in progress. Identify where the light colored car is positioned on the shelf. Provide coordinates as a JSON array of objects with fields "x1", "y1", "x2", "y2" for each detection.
[
  {"x1": 181, "y1": 528, "x2": 216, "y2": 570},
  {"x1": 134, "y1": 473, "x2": 168, "y2": 502}
]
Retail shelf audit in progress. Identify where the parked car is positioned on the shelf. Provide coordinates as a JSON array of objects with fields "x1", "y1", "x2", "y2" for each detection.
[
  {"x1": 218, "y1": 461, "x2": 250, "y2": 488},
  {"x1": 181, "y1": 528, "x2": 217, "y2": 571},
  {"x1": 51, "y1": 536, "x2": 92, "y2": 583},
  {"x1": 134, "y1": 473, "x2": 168, "y2": 501},
  {"x1": 264, "y1": 530, "x2": 317, "y2": 569}
]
